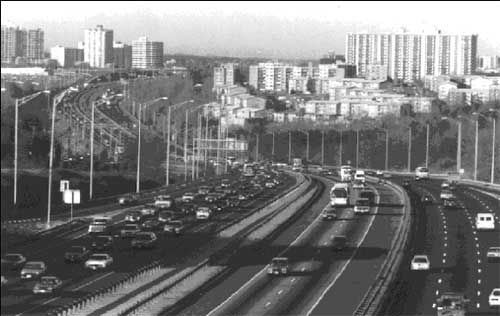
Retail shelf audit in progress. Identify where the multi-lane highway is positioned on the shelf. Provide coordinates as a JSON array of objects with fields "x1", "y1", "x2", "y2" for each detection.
[
  {"x1": 1, "y1": 171, "x2": 295, "y2": 315},
  {"x1": 164, "y1": 175, "x2": 406, "y2": 316},
  {"x1": 379, "y1": 177, "x2": 500, "y2": 316}
]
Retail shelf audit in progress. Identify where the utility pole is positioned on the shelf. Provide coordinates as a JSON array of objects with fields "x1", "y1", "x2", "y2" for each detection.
[
  {"x1": 216, "y1": 110, "x2": 222, "y2": 175},
  {"x1": 191, "y1": 116, "x2": 196, "y2": 181},
  {"x1": 184, "y1": 110, "x2": 188, "y2": 181},
  {"x1": 491, "y1": 117, "x2": 496, "y2": 184},
  {"x1": 457, "y1": 120, "x2": 462, "y2": 173},
  {"x1": 385, "y1": 129, "x2": 389, "y2": 171},
  {"x1": 271, "y1": 132, "x2": 275, "y2": 158},
  {"x1": 288, "y1": 131, "x2": 292, "y2": 164},
  {"x1": 47, "y1": 94, "x2": 57, "y2": 226},
  {"x1": 474, "y1": 119, "x2": 478, "y2": 181},
  {"x1": 339, "y1": 130, "x2": 343, "y2": 166},
  {"x1": 136, "y1": 103, "x2": 142, "y2": 193},
  {"x1": 90, "y1": 101, "x2": 95, "y2": 199},
  {"x1": 407, "y1": 127, "x2": 412, "y2": 173},
  {"x1": 14, "y1": 99, "x2": 19, "y2": 205},
  {"x1": 196, "y1": 114, "x2": 202, "y2": 179},
  {"x1": 255, "y1": 133, "x2": 259, "y2": 162},
  {"x1": 306, "y1": 131, "x2": 310, "y2": 162},
  {"x1": 356, "y1": 129, "x2": 360, "y2": 169},
  {"x1": 166, "y1": 106, "x2": 171, "y2": 186},
  {"x1": 321, "y1": 131, "x2": 325, "y2": 166},
  {"x1": 425, "y1": 123, "x2": 430, "y2": 169}
]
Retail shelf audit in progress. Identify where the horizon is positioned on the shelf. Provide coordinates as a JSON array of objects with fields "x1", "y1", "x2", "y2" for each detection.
[{"x1": 2, "y1": 1, "x2": 500, "y2": 59}]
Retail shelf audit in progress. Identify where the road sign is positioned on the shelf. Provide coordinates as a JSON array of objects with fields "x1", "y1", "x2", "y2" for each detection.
[
  {"x1": 60, "y1": 180, "x2": 70, "y2": 192},
  {"x1": 64, "y1": 190, "x2": 80, "y2": 204}
]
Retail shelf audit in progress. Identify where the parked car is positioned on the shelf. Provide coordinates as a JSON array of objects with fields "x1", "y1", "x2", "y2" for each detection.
[
  {"x1": 33, "y1": 276, "x2": 63, "y2": 295},
  {"x1": 64, "y1": 246, "x2": 90, "y2": 263},
  {"x1": 411, "y1": 255, "x2": 430, "y2": 270},
  {"x1": 120, "y1": 224, "x2": 140, "y2": 238},
  {"x1": 85, "y1": 254, "x2": 113, "y2": 270},
  {"x1": 1, "y1": 253, "x2": 26, "y2": 270},
  {"x1": 91, "y1": 235, "x2": 114, "y2": 251},
  {"x1": 267, "y1": 257, "x2": 289, "y2": 275},
  {"x1": 322, "y1": 208, "x2": 337, "y2": 221},
  {"x1": 125, "y1": 211, "x2": 143, "y2": 223},
  {"x1": 20, "y1": 261, "x2": 47, "y2": 279},
  {"x1": 163, "y1": 220, "x2": 185, "y2": 235},
  {"x1": 118, "y1": 193, "x2": 139, "y2": 205},
  {"x1": 131, "y1": 232, "x2": 157, "y2": 249}
]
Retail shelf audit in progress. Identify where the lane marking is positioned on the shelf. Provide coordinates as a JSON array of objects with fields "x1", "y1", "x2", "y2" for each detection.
[
  {"x1": 15, "y1": 297, "x2": 59, "y2": 316},
  {"x1": 265, "y1": 302, "x2": 271, "y2": 307},
  {"x1": 278, "y1": 290, "x2": 283, "y2": 295},
  {"x1": 71, "y1": 271, "x2": 115, "y2": 291},
  {"x1": 438, "y1": 278, "x2": 442, "y2": 284}
]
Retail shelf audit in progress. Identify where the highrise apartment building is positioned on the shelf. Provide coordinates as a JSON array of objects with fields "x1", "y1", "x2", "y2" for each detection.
[
  {"x1": 346, "y1": 32, "x2": 478, "y2": 82},
  {"x1": 113, "y1": 41, "x2": 132, "y2": 69},
  {"x1": 213, "y1": 63, "x2": 235, "y2": 88},
  {"x1": 51, "y1": 45, "x2": 84, "y2": 67},
  {"x1": 26, "y1": 28, "x2": 44, "y2": 60},
  {"x1": 84, "y1": 25, "x2": 114, "y2": 68},
  {"x1": 131, "y1": 37, "x2": 163, "y2": 69},
  {"x1": 1, "y1": 25, "x2": 44, "y2": 63},
  {"x1": 248, "y1": 62, "x2": 291, "y2": 92}
]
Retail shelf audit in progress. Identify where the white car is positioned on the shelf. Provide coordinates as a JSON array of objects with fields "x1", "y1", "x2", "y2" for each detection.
[
  {"x1": 182, "y1": 192, "x2": 195, "y2": 202},
  {"x1": 85, "y1": 254, "x2": 113, "y2": 270},
  {"x1": 487, "y1": 247, "x2": 500, "y2": 259},
  {"x1": 489, "y1": 288, "x2": 500, "y2": 307},
  {"x1": 20, "y1": 261, "x2": 47, "y2": 279},
  {"x1": 411, "y1": 255, "x2": 430, "y2": 270},
  {"x1": 196, "y1": 207, "x2": 212, "y2": 220},
  {"x1": 354, "y1": 170, "x2": 366, "y2": 183},
  {"x1": 376, "y1": 170, "x2": 384, "y2": 176}
]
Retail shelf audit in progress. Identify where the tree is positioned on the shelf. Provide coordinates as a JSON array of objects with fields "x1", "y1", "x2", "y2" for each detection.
[{"x1": 306, "y1": 78, "x2": 316, "y2": 94}]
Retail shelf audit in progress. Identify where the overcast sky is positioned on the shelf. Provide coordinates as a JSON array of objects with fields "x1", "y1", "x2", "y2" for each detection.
[{"x1": 2, "y1": 1, "x2": 499, "y2": 59}]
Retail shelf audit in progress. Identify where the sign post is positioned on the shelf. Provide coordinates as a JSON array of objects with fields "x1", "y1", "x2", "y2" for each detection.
[{"x1": 64, "y1": 189, "x2": 80, "y2": 221}]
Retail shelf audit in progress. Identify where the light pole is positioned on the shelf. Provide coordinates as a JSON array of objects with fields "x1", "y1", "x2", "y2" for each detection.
[
  {"x1": 165, "y1": 106, "x2": 171, "y2": 186},
  {"x1": 491, "y1": 114, "x2": 497, "y2": 184},
  {"x1": 184, "y1": 110, "x2": 189, "y2": 181},
  {"x1": 90, "y1": 101, "x2": 95, "y2": 199},
  {"x1": 255, "y1": 133, "x2": 260, "y2": 162},
  {"x1": 288, "y1": 131, "x2": 292, "y2": 164},
  {"x1": 47, "y1": 91, "x2": 57, "y2": 226},
  {"x1": 321, "y1": 130, "x2": 325, "y2": 166},
  {"x1": 407, "y1": 126, "x2": 412, "y2": 173},
  {"x1": 339, "y1": 129, "x2": 343, "y2": 166},
  {"x1": 136, "y1": 103, "x2": 142, "y2": 193},
  {"x1": 356, "y1": 129, "x2": 360, "y2": 169},
  {"x1": 425, "y1": 123, "x2": 430, "y2": 169},
  {"x1": 385, "y1": 128, "x2": 389, "y2": 171}
]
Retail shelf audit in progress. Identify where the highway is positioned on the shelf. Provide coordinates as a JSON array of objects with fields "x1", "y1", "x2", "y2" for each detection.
[
  {"x1": 1, "y1": 171, "x2": 295, "y2": 315},
  {"x1": 379, "y1": 177, "x2": 500, "y2": 316},
  {"x1": 166, "y1": 175, "x2": 406, "y2": 316}
]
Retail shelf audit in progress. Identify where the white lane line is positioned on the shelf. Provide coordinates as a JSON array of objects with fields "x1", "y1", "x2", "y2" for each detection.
[
  {"x1": 478, "y1": 259, "x2": 481, "y2": 264},
  {"x1": 432, "y1": 303, "x2": 436, "y2": 309},
  {"x1": 438, "y1": 278, "x2": 442, "y2": 284},
  {"x1": 442, "y1": 259, "x2": 446, "y2": 264},
  {"x1": 301, "y1": 267, "x2": 306, "y2": 272},
  {"x1": 71, "y1": 271, "x2": 114, "y2": 291},
  {"x1": 478, "y1": 279, "x2": 481, "y2": 284},
  {"x1": 476, "y1": 303, "x2": 480, "y2": 308},
  {"x1": 435, "y1": 290, "x2": 439, "y2": 296},
  {"x1": 443, "y1": 253, "x2": 447, "y2": 257},
  {"x1": 291, "y1": 278, "x2": 296, "y2": 283},
  {"x1": 278, "y1": 290, "x2": 283, "y2": 295},
  {"x1": 478, "y1": 269, "x2": 482, "y2": 273},
  {"x1": 15, "y1": 297, "x2": 60, "y2": 316},
  {"x1": 444, "y1": 243, "x2": 448, "y2": 247},
  {"x1": 265, "y1": 302, "x2": 271, "y2": 307},
  {"x1": 477, "y1": 290, "x2": 481, "y2": 296}
]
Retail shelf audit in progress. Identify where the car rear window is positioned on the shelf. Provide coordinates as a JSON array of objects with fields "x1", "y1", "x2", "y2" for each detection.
[
  {"x1": 493, "y1": 289, "x2": 500, "y2": 296},
  {"x1": 414, "y1": 257, "x2": 428, "y2": 263},
  {"x1": 90, "y1": 255, "x2": 107, "y2": 260}
]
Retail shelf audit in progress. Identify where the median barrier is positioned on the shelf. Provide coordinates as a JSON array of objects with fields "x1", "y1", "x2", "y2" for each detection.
[{"x1": 353, "y1": 176, "x2": 412, "y2": 316}]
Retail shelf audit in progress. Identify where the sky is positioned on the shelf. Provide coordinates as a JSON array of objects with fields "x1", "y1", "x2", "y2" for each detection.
[{"x1": 2, "y1": 1, "x2": 499, "y2": 59}]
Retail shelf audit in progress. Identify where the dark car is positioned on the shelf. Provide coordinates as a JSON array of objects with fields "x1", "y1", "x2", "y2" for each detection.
[
  {"x1": 322, "y1": 208, "x2": 337, "y2": 221},
  {"x1": 1, "y1": 253, "x2": 27, "y2": 270},
  {"x1": 332, "y1": 236, "x2": 347, "y2": 251},
  {"x1": 91, "y1": 235, "x2": 114, "y2": 251},
  {"x1": 178, "y1": 202, "x2": 196, "y2": 215},
  {"x1": 141, "y1": 219, "x2": 162, "y2": 231},
  {"x1": 205, "y1": 194, "x2": 218, "y2": 203},
  {"x1": 443, "y1": 198, "x2": 459, "y2": 208},
  {"x1": 118, "y1": 193, "x2": 139, "y2": 206},
  {"x1": 421, "y1": 195, "x2": 433, "y2": 204},
  {"x1": 64, "y1": 246, "x2": 90, "y2": 263},
  {"x1": 163, "y1": 220, "x2": 185, "y2": 235},
  {"x1": 226, "y1": 197, "x2": 241, "y2": 208},
  {"x1": 359, "y1": 190, "x2": 375, "y2": 206},
  {"x1": 158, "y1": 210, "x2": 176, "y2": 223},
  {"x1": 402, "y1": 179, "x2": 411, "y2": 188},
  {"x1": 131, "y1": 232, "x2": 157, "y2": 249},
  {"x1": 33, "y1": 276, "x2": 63, "y2": 295}
]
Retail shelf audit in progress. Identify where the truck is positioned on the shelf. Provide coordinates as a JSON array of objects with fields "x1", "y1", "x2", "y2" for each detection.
[{"x1": 340, "y1": 165, "x2": 352, "y2": 182}]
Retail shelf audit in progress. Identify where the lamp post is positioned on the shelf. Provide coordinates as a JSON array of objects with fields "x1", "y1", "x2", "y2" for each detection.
[
  {"x1": 407, "y1": 126, "x2": 412, "y2": 173},
  {"x1": 288, "y1": 131, "x2": 292, "y2": 164},
  {"x1": 166, "y1": 106, "x2": 171, "y2": 186},
  {"x1": 321, "y1": 130, "x2": 325, "y2": 166},
  {"x1": 491, "y1": 114, "x2": 497, "y2": 184},
  {"x1": 47, "y1": 91, "x2": 57, "y2": 226},
  {"x1": 136, "y1": 102, "x2": 142, "y2": 193},
  {"x1": 90, "y1": 101, "x2": 95, "y2": 199},
  {"x1": 356, "y1": 129, "x2": 360, "y2": 169},
  {"x1": 425, "y1": 123, "x2": 430, "y2": 169},
  {"x1": 339, "y1": 129, "x2": 343, "y2": 166}
]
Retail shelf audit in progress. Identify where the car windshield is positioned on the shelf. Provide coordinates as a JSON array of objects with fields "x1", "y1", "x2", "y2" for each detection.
[
  {"x1": 414, "y1": 257, "x2": 428, "y2": 263},
  {"x1": 418, "y1": 168, "x2": 428, "y2": 172},
  {"x1": 40, "y1": 277, "x2": 57, "y2": 285},
  {"x1": 135, "y1": 234, "x2": 153, "y2": 240},
  {"x1": 489, "y1": 247, "x2": 500, "y2": 251},
  {"x1": 128, "y1": 212, "x2": 141, "y2": 216},
  {"x1": 3, "y1": 254, "x2": 21, "y2": 261},
  {"x1": 356, "y1": 199, "x2": 369, "y2": 206},
  {"x1": 333, "y1": 189, "x2": 347, "y2": 198},
  {"x1": 272, "y1": 258, "x2": 287, "y2": 265},
  {"x1": 90, "y1": 255, "x2": 107, "y2": 261},
  {"x1": 325, "y1": 209, "x2": 336, "y2": 214},
  {"x1": 24, "y1": 262, "x2": 43, "y2": 269},
  {"x1": 493, "y1": 290, "x2": 500, "y2": 296}
]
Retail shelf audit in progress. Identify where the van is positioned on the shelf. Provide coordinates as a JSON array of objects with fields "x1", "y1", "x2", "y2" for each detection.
[
  {"x1": 354, "y1": 170, "x2": 366, "y2": 183},
  {"x1": 475, "y1": 213, "x2": 495, "y2": 230}
]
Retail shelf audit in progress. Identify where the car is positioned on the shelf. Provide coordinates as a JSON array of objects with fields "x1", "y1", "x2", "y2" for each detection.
[
  {"x1": 382, "y1": 172, "x2": 392, "y2": 179},
  {"x1": 402, "y1": 179, "x2": 411, "y2": 188},
  {"x1": 440, "y1": 190, "x2": 454, "y2": 200},
  {"x1": 33, "y1": 276, "x2": 63, "y2": 295},
  {"x1": 125, "y1": 211, "x2": 143, "y2": 223},
  {"x1": 120, "y1": 224, "x2": 140, "y2": 238},
  {"x1": 178, "y1": 202, "x2": 196, "y2": 215},
  {"x1": 354, "y1": 170, "x2": 366, "y2": 183},
  {"x1": 20, "y1": 261, "x2": 47, "y2": 279},
  {"x1": 411, "y1": 255, "x2": 430, "y2": 270},
  {"x1": 486, "y1": 247, "x2": 500, "y2": 260},
  {"x1": 415, "y1": 166, "x2": 429, "y2": 180},
  {"x1": 331, "y1": 235, "x2": 347, "y2": 251},
  {"x1": 141, "y1": 219, "x2": 162, "y2": 231},
  {"x1": 359, "y1": 190, "x2": 375, "y2": 206},
  {"x1": 489, "y1": 288, "x2": 500, "y2": 307},
  {"x1": 139, "y1": 205, "x2": 157, "y2": 216},
  {"x1": 443, "y1": 198, "x2": 459, "y2": 208},
  {"x1": 238, "y1": 193, "x2": 249, "y2": 201},
  {"x1": 196, "y1": 207, "x2": 212, "y2": 220},
  {"x1": 226, "y1": 197, "x2": 241, "y2": 208},
  {"x1": 352, "y1": 180, "x2": 364, "y2": 189},
  {"x1": 88, "y1": 216, "x2": 111, "y2": 234},
  {"x1": 322, "y1": 208, "x2": 337, "y2": 221},
  {"x1": 221, "y1": 179, "x2": 231, "y2": 188},
  {"x1": 205, "y1": 194, "x2": 218, "y2": 203},
  {"x1": 131, "y1": 232, "x2": 157, "y2": 249},
  {"x1": 267, "y1": 257, "x2": 289, "y2": 275},
  {"x1": 265, "y1": 181, "x2": 275, "y2": 188},
  {"x1": 64, "y1": 246, "x2": 90, "y2": 263},
  {"x1": 198, "y1": 186, "x2": 211, "y2": 195},
  {"x1": 154, "y1": 195, "x2": 175, "y2": 209},
  {"x1": 91, "y1": 235, "x2": 114, "y2": 251},
  {"x1": 118, "y1": 193, "x2": 139, "y2": 205},
  {"x1": 158, "y1": 210, "x2": 176, "y2": 223},
  {"x1": 85, "y1": 253, "x2": 113, "y2": 270},
  {"x1": 376, "y1": 170, "x2": 384, "y2": 176},
  {"x1": 441, "y1": 182, "x2": 450, "y2": 190},
  {"x1": 354, "y1": 198, "x2": 370, "y2": 214},
  {"x1": 182, "y1": 192, "x2": 195, "y2": 202},
  {"x1": 163, "y1": 220, "x2": 185, "y2": 235},
  {"x1": 436, "y1": 292, "x2": 469, "y2": 315},
  {"x1": 1, "y1": 253, "x2": 27, "y2": 270},
  {"x1": 421, "y1": 194, "x2": 433, "y2": 204},
  {"x1": 1, "y1": 275, "x2": 6, "y2": 286}
]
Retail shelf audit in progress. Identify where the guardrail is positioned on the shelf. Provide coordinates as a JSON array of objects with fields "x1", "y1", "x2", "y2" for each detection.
[
  {"x1": 353, "y1": 176, "x2": 413, "y2": 316},
  {"x1": 47, "y1": 172, "x2": 308, "y2": 316}
]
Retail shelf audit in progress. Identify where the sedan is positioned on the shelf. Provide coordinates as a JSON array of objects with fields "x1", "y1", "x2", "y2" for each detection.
[
  {"x1": 411, "y1": 255, "x2": 430, "y2": 271},
  {"x1": 33, "y1": 276, "x2": 63, "y2": 295},
  {"x1": 141, "y1": 219, "x2": 162, "y2": 231},
  {"x1": 163, "y1": 220, "x2": 185, "y2": 235},
  {"x1": 182, "y1": 192, "x2": 195, "y2": 202},
  {"x1": 125, "y1": 211, "x2": 142, "y2": 223},
  {"x1": 421, "y1": 195, "x2": 433, "y2": 204},
  {"x1": 131, "y1": 232, "x2": 157, "y2": 249},
  {"x1": 20, "y1": 261, "x2": 47, "y2": 279},
  {"x1": 120, "y1": 224, "x2": 140, "y2": 238},
  {"x1": 139, "y1": 206, "x2": 157, "y2": 216},
  {"x1": 486, "y1": 247, "x2": 500, "y2": 260},
  {"x1": 322, "y1": 209, "x2": 337, "y2": 221},
  {"x1": 85, "y1": 254, "x2": 113, "y2": 270},
  {"x1": 1, "y1": 253, "x2": 27, "y2": 270},
  {"x1": 91, "y1": 235, "x2": 114, "y2": 251},
  {"x1": 489, "y1": 288, "x2": 500, "y2": 307}
]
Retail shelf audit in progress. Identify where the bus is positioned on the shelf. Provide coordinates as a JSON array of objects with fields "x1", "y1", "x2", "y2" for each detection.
[
  {"x1": 340, "y1": 165, "x2": 352, "y2": 182},
  {"x1": 330, "y1": 183, "x2": 350, "y2": 206}
]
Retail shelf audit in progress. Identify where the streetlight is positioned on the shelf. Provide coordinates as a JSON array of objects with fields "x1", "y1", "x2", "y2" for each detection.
[
  {"x1": 473, "y1": 109, "x2": 499, "y2": 183},
  {"x1": 441, "y1": 116, "x2": 463, "y2": 174},
  {"x1": 44, "y1": 90, "x2": 56, "y2": 226}
]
